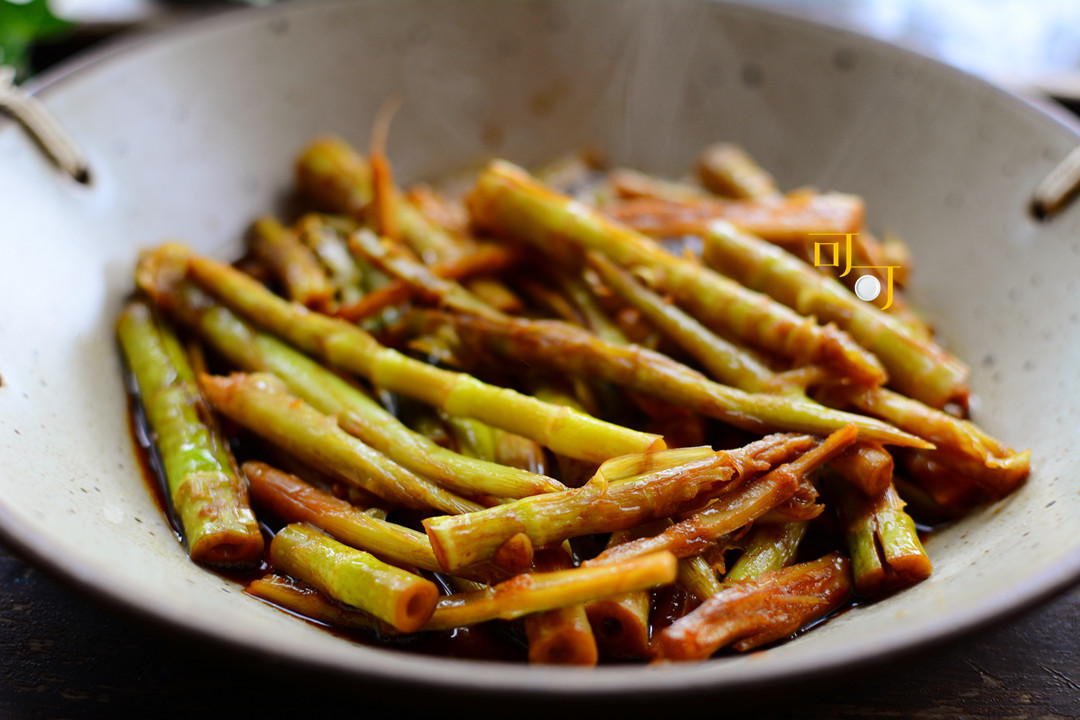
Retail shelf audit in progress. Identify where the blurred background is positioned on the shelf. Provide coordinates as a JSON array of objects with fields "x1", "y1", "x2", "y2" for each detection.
[{"x1": 6, "y1": 0, "x2": 1080, "y2": 113}]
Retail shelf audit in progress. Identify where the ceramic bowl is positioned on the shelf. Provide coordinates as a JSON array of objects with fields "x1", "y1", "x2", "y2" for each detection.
[{"x1": 1, "y1": 0, "x2": 1078, "y2": 701}]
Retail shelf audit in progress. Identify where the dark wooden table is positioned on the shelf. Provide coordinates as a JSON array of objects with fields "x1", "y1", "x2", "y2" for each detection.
[{"x1": 0, "y1": 540, "x2": 1077, "y2": 719}]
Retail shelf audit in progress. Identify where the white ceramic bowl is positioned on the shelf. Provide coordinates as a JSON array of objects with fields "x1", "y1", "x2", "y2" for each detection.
[{"x1": 1, "y1": 0, "x2": 1078, "y2": 700}]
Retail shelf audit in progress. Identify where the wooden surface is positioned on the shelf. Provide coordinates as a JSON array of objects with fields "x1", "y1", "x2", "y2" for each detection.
[{"x1": 0, "y1": 541, "x2": 1077, "y2": 719}]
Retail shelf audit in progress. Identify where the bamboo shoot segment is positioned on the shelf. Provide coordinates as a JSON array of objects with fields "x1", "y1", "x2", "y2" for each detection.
[
  {"x1": 136, "y1": 269, "x2": 566, "y2": 501},
  {"x1": 200, "y1": 372, "x2": 483, "y2": 515},
  {"x1": 839, "y1": 386, "x2": 1030, "y2": 497},
  {"x1": 585, "y1": 530, "x2": 655, "y2": 659},
  {"x1": 524, "y1": 547, "x2": 599, "y2": 666},
  {"x1": 607, "y1": 193, "x2": 864, "y2": 243},
  {"x1": 424, "y1": 434, "x2": 813, "y2": 573},
  {"x1": 653, "y1": 553, "x2": 852, "y2": 661},
  {"x1": 830, "y1": 480, "x2": 932, "y2": 595},
  {"x1": 269, "y1": 524, "x2": 439, "y2": 633},
  {"x1": 140, "y1": 244, "x2": 663, "y2": 464},
  {"x1": 243, "y1": 461, "x2": 440, "y2": 572},
  {"x1": 697, "y1": 142, "x2": 780, "y2": 200},
  {"x1": 117, "y1": 301, "x2": 263, "y2": 568},
  {"x1": 466, "y1": 160, "x2": 886, "y2": 385},
  {"x1": 424, "y1": 552, "x2": 677, "y2": 631},
  {"x1": 248, "y1": 216, "x2": 334, "y2": 311},
  {"x1": 725, "y1": 522, "x2": 809, "y2": 583},
  {"x1": 406, "y1": 310, "x2": 927, "y2": 448},
  {"x1": 588, "y1": 425, "x2": 855, "y2": 564},
  {"x1": 827, "y1": 442, "x2": 894, "y2": 497},
  {"x1": 701, "y1": 220, "x2": 968, "y2": 409}
]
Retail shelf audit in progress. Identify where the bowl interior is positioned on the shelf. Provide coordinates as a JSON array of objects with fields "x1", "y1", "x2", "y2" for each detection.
[{"x1": 0, "y1": 0, "x2": 1078, "y2": 698}]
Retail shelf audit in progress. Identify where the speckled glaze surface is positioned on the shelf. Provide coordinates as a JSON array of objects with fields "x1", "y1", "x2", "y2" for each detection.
[{"x1": 0, "y1": 0, "x2": 1078, "y2": 700}]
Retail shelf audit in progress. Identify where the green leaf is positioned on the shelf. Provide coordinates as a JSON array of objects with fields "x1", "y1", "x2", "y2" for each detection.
[{"x1": 0, "y1": 0, "x2": 72, "y2": 79}]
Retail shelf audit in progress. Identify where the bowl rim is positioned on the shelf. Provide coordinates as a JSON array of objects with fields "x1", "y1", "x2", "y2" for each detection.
[{"x1": 2, "y1": 0, "x2": 1079, "y2": 699}]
